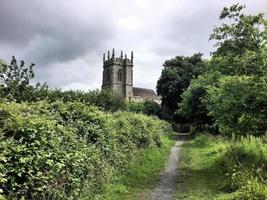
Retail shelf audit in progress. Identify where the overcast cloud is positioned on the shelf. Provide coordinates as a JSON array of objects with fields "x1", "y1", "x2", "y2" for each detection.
[{"x1": 0, "y1": 0, "x2": 266, "y2": 90}]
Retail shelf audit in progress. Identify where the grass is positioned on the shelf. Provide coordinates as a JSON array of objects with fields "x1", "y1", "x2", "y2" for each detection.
[
  {"x1": 175, "y1": 134, "x2": 228, "y2": 200},
  {"x1": 175, "y1": 134, "x2": 267, "y2": 200},
  {"x1": 89, "y1": 134, "x2": 175, "y2": 200}
]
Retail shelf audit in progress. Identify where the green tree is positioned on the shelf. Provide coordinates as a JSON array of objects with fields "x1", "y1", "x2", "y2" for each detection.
[
  {"x1": 0, "y1": 56, "x2": 35, "y2": 101},
  {"x1": 177, "y1": 4, "x2": 267, "y2": 132},
  {"x1": 209, "y1": 3, "x2": 267, "y2": 76},
  {"x1": 177, "y1": 72, "x2": 220, "y2": 130},
  {"x1": 205, "y1": 75, "x2": 267, "y2": 136},
  {"x1": 156, "y1": 53, "x2": 204, "y2": 121},
  {"x1": 210, "y1": 4, "x2": 266, "y2": 57}
]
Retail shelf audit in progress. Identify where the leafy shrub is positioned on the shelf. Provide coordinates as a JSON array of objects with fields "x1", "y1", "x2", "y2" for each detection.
[
  {"x1": 125, "y1": 101, "x2": 161, "y2": 117},
  {"x1": 0, "y1": 101, "x2": 172, "y2": 199},
  {"x1": 124, "y1": 101, "x2": 145, "y2": 113},
  {"x1": 206, "y1": 75, "x2": 267, "y2": 136}
]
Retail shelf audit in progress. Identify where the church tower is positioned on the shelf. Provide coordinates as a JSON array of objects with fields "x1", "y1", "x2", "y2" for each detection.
[{"x1": 101, "y1": 49, "x2": 133, "y2": 100}]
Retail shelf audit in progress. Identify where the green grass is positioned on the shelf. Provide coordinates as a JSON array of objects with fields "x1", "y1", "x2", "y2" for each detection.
[
  {"x1": 89, "y1": 134, "x2": 175, "y2": 200},
  {"x1": 175, "y1": 134, "x2": 228, "y2": 200},
  {"x1": 175, "y1": 134, "x2": 267, "y2": 200}
]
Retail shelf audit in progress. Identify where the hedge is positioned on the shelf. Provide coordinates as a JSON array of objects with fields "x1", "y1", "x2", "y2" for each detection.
[{"x1": 0, "y1": 101, "x2": 172, "y2": 199}]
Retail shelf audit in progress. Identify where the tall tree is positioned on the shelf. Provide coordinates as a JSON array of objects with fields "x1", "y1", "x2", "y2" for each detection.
[
  {"x1": 177, "y1": 4, "x2": 267, "y2": 132},
  {"x1": 156, "y1": 53, "x2": 204, "y2": 121}
]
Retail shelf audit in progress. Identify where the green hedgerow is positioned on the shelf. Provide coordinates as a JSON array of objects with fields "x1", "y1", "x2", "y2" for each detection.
[{"x1": 0, "y1": 100, "x2": 172, "y2": 199}]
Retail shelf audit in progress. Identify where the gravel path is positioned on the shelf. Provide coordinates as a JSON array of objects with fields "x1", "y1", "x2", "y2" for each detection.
[{"x1": 149, "y1": 134, "x2": 186, "y2": 200}]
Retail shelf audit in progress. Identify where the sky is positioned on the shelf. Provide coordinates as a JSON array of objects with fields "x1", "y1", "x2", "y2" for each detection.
[{"x1": 0, "y1": 0, "x2": 266, "y2": 91}]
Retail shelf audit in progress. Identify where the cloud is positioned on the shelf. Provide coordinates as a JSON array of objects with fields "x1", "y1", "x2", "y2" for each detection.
[
  {"x1": 0, "y1": 0, "x2": 114, "y2": 65},
  {"x1": 0, "y1": 0, "x2": 266, "y2": 90}
]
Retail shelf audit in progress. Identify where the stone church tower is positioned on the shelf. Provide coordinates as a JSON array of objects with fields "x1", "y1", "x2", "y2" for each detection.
[{"x1": 101, "y1": 49, "x2": 134, "y2": 100}]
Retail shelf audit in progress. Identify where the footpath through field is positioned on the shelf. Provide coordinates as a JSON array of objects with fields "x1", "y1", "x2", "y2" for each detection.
[{"x1": 149, "y1": 133, "x2": 188, "y2": 200}]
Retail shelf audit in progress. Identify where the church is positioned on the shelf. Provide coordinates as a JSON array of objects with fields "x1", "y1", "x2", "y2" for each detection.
[{"x1": 101, "y1": 49, "x2": 160, "y2": 104}]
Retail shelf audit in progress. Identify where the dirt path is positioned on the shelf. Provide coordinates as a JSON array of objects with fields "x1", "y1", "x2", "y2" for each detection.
[{"x1": 149, "y1": 134, "x2": 186, "y2": 200}]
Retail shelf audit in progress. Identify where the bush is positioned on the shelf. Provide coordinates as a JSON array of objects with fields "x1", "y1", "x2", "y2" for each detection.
[
  {"x1": 206, "y1": 75, "x2": 267, "y2": 136},
  {"x1": 125, "y1": 101, "x2": 161, "y2": 117},
  {"x1": 0, "y1": 101, "x2": 172, "y2": 199},
  {"x1": 124, "y1": 101, "x2": 145, "y2": 113}
]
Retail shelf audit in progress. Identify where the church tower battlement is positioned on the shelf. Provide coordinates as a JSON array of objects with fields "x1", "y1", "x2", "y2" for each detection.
[{"x1": 102, "y1": 48, "x2": 133, "y2": 100}]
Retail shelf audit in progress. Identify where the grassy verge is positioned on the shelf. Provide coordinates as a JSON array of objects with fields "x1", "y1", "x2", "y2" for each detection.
[
  {"x1": 176, "y1": 134, "x2": 267, "y2": 200},
  {"x1": 89, "y1": 134, "x2": 175, "y2": 200},
  {"x1": 175, "y1": 134, "x2": 228, "y2": 200}
]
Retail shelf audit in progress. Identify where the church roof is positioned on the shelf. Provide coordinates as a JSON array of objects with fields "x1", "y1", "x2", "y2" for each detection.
[{"x1": 132, "y1": 87, "x2": 159, "y2": 101}]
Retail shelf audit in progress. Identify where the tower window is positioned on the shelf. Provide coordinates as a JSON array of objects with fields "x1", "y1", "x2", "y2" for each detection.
[
  {"x1": 106, "y1": 69, "x2": 111, "y2": 82},
  {"x1": 118, "y1": 69, "x2": 122, "y2": 81}
]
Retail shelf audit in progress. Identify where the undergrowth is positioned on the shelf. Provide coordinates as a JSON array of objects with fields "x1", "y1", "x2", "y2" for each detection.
[{"x1": 176, "y1": 134, "x2": 267, "y2": 200}]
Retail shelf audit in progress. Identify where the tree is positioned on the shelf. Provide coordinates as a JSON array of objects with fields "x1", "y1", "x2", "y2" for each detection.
[
  {"x1": 156, "y1": 53, "x2": 204, "y2": 121},
  {"x1": 0, "y1": 56, "x2": 35, "y2": 101},
  {"x1": 209, "y1": 4, "x2": 267, "y2": 76},
  {"x1": 205, "y1": 75, "x2": 267, "y2": 136},
  {"x1": 210, "y1": 4, "x2": 266, "y2": 57},
  {"x1": 177, "y1": 72, "x2": 220, "y2": 130},
  {"x1": 177, "y1": 4, "x2": 267, "y2": 133}
]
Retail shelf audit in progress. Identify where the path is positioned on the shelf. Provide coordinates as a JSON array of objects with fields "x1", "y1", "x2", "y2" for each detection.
[{"x1": 149, "y1": 134, "x2": 187, "y2": 200}]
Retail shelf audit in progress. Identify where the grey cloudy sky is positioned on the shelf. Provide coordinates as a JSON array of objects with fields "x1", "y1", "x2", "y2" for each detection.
[{"x1": 0, "y1": 0, "x2": 266, "y2": 91}]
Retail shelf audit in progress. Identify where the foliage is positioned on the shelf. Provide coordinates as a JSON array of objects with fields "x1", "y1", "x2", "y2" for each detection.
[
  {"x1": 0, "y1": 81, "x2": 126, "y2": 112},
  {"x1": 0, "y1": 56, "x2": 35, "y2": 101},
  {"x1": 0, "y1": 101, "x2": 172, "y2": 199},
  {"x1": 176, "y1": 134, "x2": 267, "y2": 200},
  {"x1": 167, "y1": 4, "x2": 267, "y2": 200},
  {"x1": 207, "y1": 49, "x2": 267, "y2": 76},
  {"x1": 125, "y1": 101, "x2": 162, "y2": 117},
  {"x1": 177, "y1": 72, "x2": 221, "y2": 130},
  {"x1": 142, "y1": 101, "x2": 162, "y2": 117},
  {"x1": 89, "y1": 135, "x2": 175, "y2": 200},
  {"x1": 208, "y1": 3, "x2": 267, "y2": 77},
  {"x1": 206, "y1": 75, "x2": 267, "y2": 136},
  {"x1": 0, "y1": 57, "x2": 125, "y2": 112},
  {"x1": 217, "y1": 135, "x2": 267, "y2": 200},
  {"x1": 124, "y1": 101, "x2": 145, "y2": 113},
  {"x1": 32, "y1": 88, "x2": 126, "y2": 112},
  {"x1": 156, "y1": 53, "x2": 204, "y2": 121},
  {"x1": 177, "y1": 4, "x2": 267, "y2": 133},
  {"x1": 85, "y1": 89, "x2": 125, "y2": 112},
  {"x1": 210, "y1": 3, "x2": 266, "y2": 57}
]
